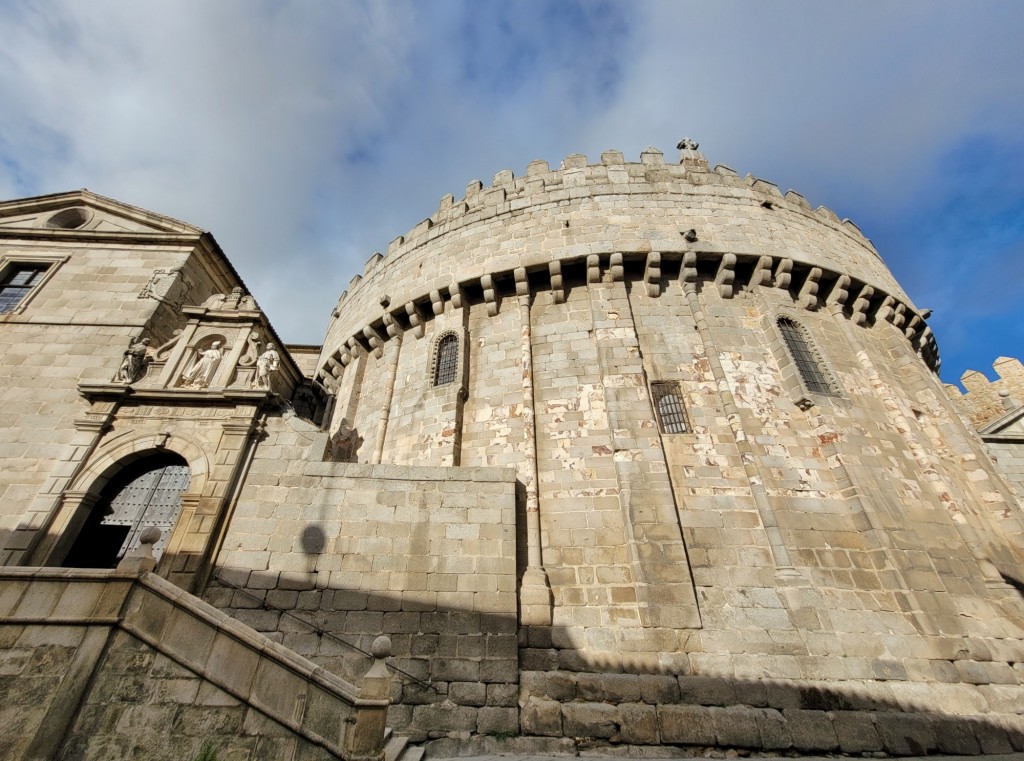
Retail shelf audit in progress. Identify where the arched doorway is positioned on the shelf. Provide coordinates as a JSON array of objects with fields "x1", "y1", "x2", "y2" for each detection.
[{"x1": 63, "y1": 453, "x2": 190, "y2": 569}]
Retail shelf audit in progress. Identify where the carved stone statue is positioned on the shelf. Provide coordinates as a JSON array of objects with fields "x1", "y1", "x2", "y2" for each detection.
[
  {"x1": 252, "y1": 343, "x2": 280, "y2": 390},
  {"x1": 114, "y1": 336, "x2": 151, "y2": 383},
  {"x1": 677, "y1": 137, "x2": 700, "y2": 150},
  {"x1": 180, "y1": 341, "x2": 223, "y2": 389}
]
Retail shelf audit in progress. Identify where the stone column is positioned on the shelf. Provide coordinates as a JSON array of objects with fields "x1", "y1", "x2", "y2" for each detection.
[
  {"x1": 372, "y1": 319, "x2": 403, "y2": 465},
  {"x1": 587, "y1": 263, "x2": 701, "y2": 628},
  {"x1": 515, "y1": 270, "x2": 552, "y2": 626},
  {"x1": 682, "y1": 280, "x2": 800, "y2": 580}
]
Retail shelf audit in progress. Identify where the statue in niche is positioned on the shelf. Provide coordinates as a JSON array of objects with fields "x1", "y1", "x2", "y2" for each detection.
[
  {"x1": 114, "y1": 336, "x2": 151, "y2": 383},
  {"x1": 252, "y1": 343, "x2": 280, "y2": 390},
  {"x1": 677, "y1": 137, "x2": 700, "y2": 150},
  {"x1": 180, "y1": 341, "x2": 223, "y2": 389}
]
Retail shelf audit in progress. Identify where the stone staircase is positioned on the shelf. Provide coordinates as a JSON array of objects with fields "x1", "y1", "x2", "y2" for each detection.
[{"x1": 385, "y1": 728, "x2": 426, "y2": 761}]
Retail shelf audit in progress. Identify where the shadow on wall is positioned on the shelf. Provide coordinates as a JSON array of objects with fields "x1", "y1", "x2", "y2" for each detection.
[{"x1": 204, "y1": 565, "x2": 1024, "y2": 755}]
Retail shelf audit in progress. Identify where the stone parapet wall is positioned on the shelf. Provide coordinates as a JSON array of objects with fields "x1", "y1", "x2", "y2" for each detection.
[
  {"x1": 0, "y1": 566, "x2": 389, "y2": 761},
  {"x1": 209, "y1": 418, "x2": 520, "y2": 740},
  {"x1": 947, "y1": 356, "x2": 1024, "y2": 430}
]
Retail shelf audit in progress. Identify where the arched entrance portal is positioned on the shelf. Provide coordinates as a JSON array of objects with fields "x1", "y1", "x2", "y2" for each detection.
[{"x1": 64, "y1": 453, "x2": 191, "y2": 569}]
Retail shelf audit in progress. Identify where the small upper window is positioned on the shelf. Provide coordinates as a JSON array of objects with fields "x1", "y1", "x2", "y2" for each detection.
[
  {"x1": 777, "y1": 316, "x2": 834, "y2": 395},
  {"x1": 0, "y1": 264, "x2": 49, "y2": 314},
  {"x1": 651, "y1": 381, "x2": 689, "y2": 434},
  {"x1": 433, "y1": 333, "x2": 458, "y2": 386}
]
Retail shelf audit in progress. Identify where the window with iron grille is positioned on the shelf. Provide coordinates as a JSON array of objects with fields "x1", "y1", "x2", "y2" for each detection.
[
  {"x1": 651, "y1": 381, "x2": 688, "y2": 434},
  {"x1": 777, "y1": 316, "x2": 834, "y2": 395},
  {"x1": 0, "y1": 264, "x2": 49, "y2": 314},
  {"x1": 433, "y1": 333, "x2": 459, "y2": 386}
]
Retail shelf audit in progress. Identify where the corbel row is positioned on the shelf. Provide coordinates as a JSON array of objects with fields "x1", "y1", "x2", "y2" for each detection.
[{"x1": 316, "y1": 250, "x2": 939, "y2": 386}]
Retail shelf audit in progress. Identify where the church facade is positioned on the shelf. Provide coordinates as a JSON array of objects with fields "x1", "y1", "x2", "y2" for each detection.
[{"x1": 1, "y1": 144, "x2": 1023, "y2": 758}]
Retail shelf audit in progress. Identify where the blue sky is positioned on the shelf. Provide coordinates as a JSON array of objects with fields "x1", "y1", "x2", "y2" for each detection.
[{"x1": 1, "y1": 1, "x2": 1021, "y2": 387}]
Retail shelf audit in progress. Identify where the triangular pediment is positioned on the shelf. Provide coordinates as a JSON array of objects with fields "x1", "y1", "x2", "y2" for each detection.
[
  {"x1": 0, "y1": 190, "x2": 203, "y2": 236},
  {"x1": 980, "y1": 405, "x2": 1024, "y2": 438}
]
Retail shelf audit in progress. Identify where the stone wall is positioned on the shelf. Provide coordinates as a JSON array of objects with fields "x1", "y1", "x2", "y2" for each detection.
[
  {"x1": 517, "y1": 670, "x2": 1024, "y2": 755},
  {"x1": 207, "y1": 416, "x2": 520, "y2": 740}
]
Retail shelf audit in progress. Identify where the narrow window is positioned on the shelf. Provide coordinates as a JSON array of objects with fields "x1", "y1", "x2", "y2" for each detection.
[
  {"x1": 777, "y1": 317, "x2": 833, "y2": 395},
  {"x1": 433, "y1": 333, "x2": 458, "y2": 386},
  {"x1": 0, "y1": 264, "x2": 48, "y2": 314},
  {"x1": 652, "y1": 381, "x2": 688, "y2": 433}
]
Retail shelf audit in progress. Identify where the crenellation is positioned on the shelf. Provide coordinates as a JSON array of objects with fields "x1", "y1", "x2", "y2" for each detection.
[{"x1": 816, "y1": 205, "x2": 841, "y2": 223}]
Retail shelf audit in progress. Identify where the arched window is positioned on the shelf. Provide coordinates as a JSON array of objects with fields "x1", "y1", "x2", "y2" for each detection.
[
  {"x1": 63, "y1": 453, "x2": 190, "y2": 568},
  {"x1": 651, "y1": 381, "x2": 689, "y2": 434},
  {"x1": 433, "y1": 333, "x2": 459, "y2": 386},
  {"x1": 777, "y1": 317, "x2": 834, "y2": 395}
]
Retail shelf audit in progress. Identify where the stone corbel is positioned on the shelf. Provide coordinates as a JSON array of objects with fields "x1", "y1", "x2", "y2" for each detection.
[
  {"x1": 362, "y1": 325, "x2": 385, "y2": 358},
  {"x1": 851, "y1": 285, "x2": 874, "y2": 326},
  {"x1": 481, "y1": 274, "x2": 499, "y2": 316},
  {"x1": 681, "y1": 251, "x2": 698, "y2": 284},
  {"x1": 798, "y1": 267, "x2": 822, "y2": 310},
  {"x1": 826, "y1": 274, "x2": 851, "y2": 308},
  {"x1": 549, "y1": 261, "x2": 565, "y2": 303},
  {"x1": 586, "y1": 254, "x2": 601, "y2": 284},
  {"x1": 609, "y1": 252, "x2": 624, "y2": 282},
  {"x1": 749, "y1": 255, "x2": 773, "y2": 291},
  {"x1": 644, "y1": 251, "x2": 661, "y2": 297},
  {"x1": 715, "y1": 254, "x2": 736, "y2": 298},
  {"x1": 514, "y1": 267, "x2": 529, "y2": 298},
  {"x1": 449, "y1": 281, "x2": 464, "y2": 311},
  {"x1": 429, "y1": 289, "x2": 444, "y2": 317},
  {"x1": 774, "y1": 258, "x2": 793, "y2": 290},
  {"x1": 405, "y1": 301, "x2": 426, "y2": 339}
]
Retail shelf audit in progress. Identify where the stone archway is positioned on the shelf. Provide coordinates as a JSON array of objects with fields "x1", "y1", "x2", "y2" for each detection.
[{"x1": 62, "y1": 452, "x2": 190, "y2": 569}]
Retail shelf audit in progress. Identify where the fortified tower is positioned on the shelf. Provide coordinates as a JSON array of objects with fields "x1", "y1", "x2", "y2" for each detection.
[
  {"x1": 269, "y1": 141, "x2": 1024, "y2": 748},
  {"x1": 1, "y1": 144, "x2": 1023, "y2": 757}
]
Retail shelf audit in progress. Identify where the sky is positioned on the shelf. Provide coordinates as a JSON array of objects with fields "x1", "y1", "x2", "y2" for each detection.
[{"x1": 1, "y1": 0, "x2": 1022, "y2": 388}]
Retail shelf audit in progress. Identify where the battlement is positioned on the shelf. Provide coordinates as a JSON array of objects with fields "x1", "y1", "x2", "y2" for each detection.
[
  {"x1": 344, "y1": 144, "x2": 881, "y2": 307},
  {"x1": 946, "y1": 356, "x2": 1024, "y2": 429}
]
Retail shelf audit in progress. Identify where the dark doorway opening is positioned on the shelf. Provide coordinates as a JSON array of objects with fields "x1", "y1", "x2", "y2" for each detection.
[{"x1": 64, "y1": 453, "x2": 190, "y2": 569}]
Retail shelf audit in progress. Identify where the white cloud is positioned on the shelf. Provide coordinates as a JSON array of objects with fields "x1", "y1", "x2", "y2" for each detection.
[{"x1": 1, "y1": 0, "x2": 1022, "y2": 379}]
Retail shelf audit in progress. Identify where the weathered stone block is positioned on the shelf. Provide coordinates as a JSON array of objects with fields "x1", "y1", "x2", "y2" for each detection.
[
  {"x1": 476, "y1": 706, "x2": 518, "y2": 735},
  {"x1": 562, "y1": 702, "x2": 619, "y2": 739},
  {"x1": 711, "y1": 706, "x2": 761, "y2": 748},
  {"x1": 754, "y1": 707, "x2": 791, "y2": 750},
  {"x1": 874, "y1": 712, "x2": 937, "y2": 755},
  {"x1": 618, "y1": 703, "x2": 660, "y2": 745},
  {"x1": 829, "y1": 710, "x2": 882, "y2": 752},
  {"x1": 784, "y1": 708, "x2": 838, "y2": 752},
  {"x1": 521, "y1": 698, "x2": 562, "y2": 737},
  {"x1": 657, "y1": 704, "x2": 716, "y2": 745}
]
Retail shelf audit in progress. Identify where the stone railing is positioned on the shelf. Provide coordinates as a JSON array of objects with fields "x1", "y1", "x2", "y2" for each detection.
[{"x1": 0, "y1": 536, "x2": 393, "y2": 761}]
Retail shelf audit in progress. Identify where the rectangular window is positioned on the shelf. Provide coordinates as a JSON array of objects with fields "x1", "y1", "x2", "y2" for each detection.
[
  {"x1": 0, "y1": 264, "x2": 49, "y2": 314},
  {"x1": 651, "y1": 381, "x2": 689, "y2": 434}
]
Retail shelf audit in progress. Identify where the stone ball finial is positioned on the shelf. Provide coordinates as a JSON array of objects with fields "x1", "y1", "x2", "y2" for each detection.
[
  {"x1": 139, "y1": 526, "x2": 162, "y2": 545},
  {"x1": 370, "y1": 635, "x2": 392, "y2": 659}
]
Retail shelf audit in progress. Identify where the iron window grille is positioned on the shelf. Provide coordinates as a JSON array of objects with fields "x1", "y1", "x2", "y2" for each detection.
[
  {"x1": 0, "y1": 264, "x2": 49, "y2": 314},
  {"x1": 651, "y1": 381, "x2": 689, "y2": 434},
  {"x1": 777, "y1": 317, "x2": 834, "y2": 395},
  {"x1": 433, "y1": 333, "x2": 459, "y2": 386}
]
